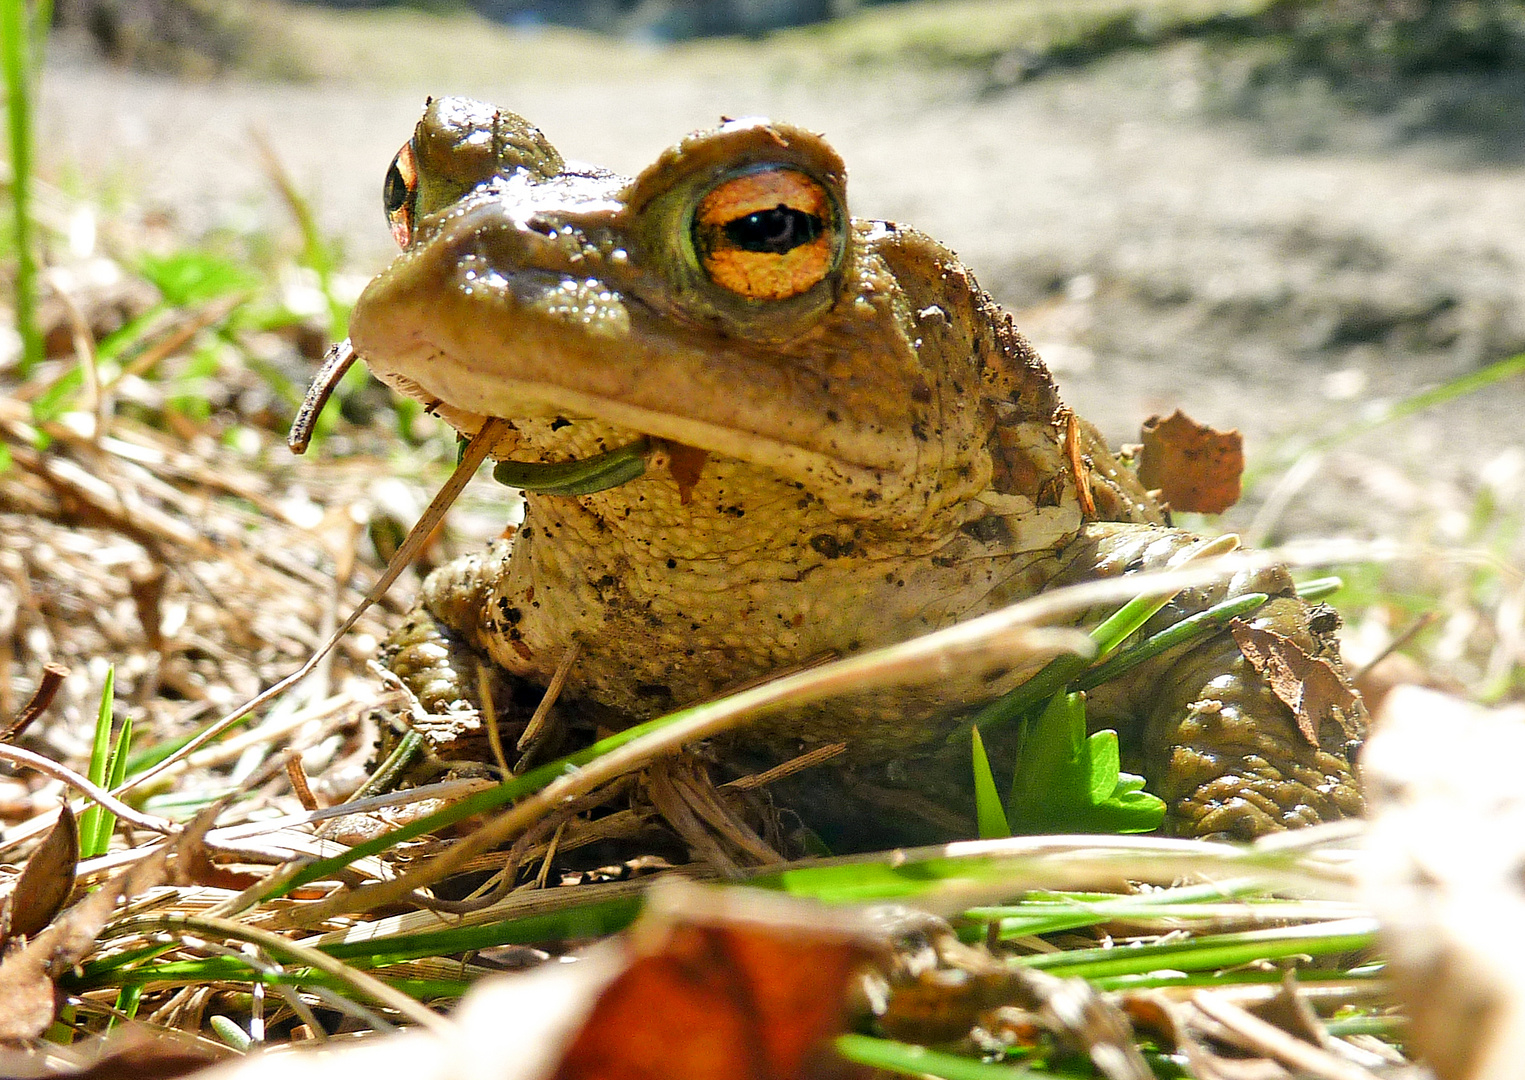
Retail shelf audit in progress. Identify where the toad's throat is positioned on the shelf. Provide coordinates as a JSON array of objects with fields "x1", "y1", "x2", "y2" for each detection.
[{"x1": 491, "y1": 436, "x2": 651, "y2": 496}]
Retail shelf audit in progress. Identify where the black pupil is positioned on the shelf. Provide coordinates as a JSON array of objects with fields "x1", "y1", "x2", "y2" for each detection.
[
  {"x1": 723, "y1": 204, "x2": 822, "y2": 254},
  {"x1": 384, "y1": 158, "x2": 412, "y2": 216}
]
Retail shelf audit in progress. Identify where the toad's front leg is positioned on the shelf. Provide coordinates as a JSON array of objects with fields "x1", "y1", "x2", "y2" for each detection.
[{"x1": 1052, "y1": 523, "x2": 1367, "y2": 838}]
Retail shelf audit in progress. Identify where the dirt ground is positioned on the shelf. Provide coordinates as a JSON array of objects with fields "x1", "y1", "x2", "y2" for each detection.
[{"x1": 36, "y1": 22, "x2": 1525, "y2": 547}]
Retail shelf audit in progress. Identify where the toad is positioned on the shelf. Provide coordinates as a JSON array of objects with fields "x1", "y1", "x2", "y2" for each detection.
[{"x1": 339, "y1": 97, "x2": 1365, "y2": 842}]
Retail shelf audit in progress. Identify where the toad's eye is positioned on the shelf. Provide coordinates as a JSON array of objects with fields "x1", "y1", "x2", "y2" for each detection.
[
  {"x1": 384, "y1": 141, "x2": 419, "y2": 248},
  {"x1": 691, "y1": 168, "x2": 838, "y2": 300}
]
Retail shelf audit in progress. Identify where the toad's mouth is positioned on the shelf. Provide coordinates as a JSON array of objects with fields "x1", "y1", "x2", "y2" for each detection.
[{"x1": 289, "y1": 339, "x2": 652, "y2": 495}]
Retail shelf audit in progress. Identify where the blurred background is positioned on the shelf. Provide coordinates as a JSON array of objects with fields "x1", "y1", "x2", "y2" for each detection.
[
  {"x1": 28, "y1": 0, "x2": 1525, "y2": 538},
  {"x1": 6, "y1": 0, "x2": 1525, "y2": 708}
]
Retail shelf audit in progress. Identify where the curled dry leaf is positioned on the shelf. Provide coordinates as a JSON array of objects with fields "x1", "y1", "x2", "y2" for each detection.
[
  {"x1": 1136, "y1": 410, "x2": 1244, "y2": 515},
  {"x1": 0, "y1": 846, "x2": 171, "y2": 1044},
  {"x1": 1362, "y1": 685, "x2": 1525, "y2": 1080},
  {"x1": 1230, "y1": 621, "x2": 1363, "y2": 749},
  {"x1": 1, "y1": 805, "x2": 78, "y2": 947}
]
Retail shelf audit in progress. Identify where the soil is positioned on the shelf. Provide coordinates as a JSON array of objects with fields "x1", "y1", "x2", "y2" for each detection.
[{"x1": 35, "y1": 26, "x2": 1525, "y2": 548}]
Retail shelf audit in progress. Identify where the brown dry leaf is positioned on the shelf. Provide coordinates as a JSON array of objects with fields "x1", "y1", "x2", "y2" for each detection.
[
  {"x1": 0, "y1": 846, "x2": 171, "y2": 1043},
  {"x1": 1137, "y1": 410, "x2": 1244, "y2": 514},
  {"x1": 1362, "y1": 686, "x2": 1525, "y2": 1080},
  {"x1": 1230, "y1": 621, "x2": 1362, "y2": 748},
  {"x1": 2, "y1": 805, "x2": 78, "y2": 946},
  {"x1": 551, "y1": 882, "x2": 875, "y2": 1080},
  {"x1": 660, "y1": 442, "x2": 709, "y2": 507}
]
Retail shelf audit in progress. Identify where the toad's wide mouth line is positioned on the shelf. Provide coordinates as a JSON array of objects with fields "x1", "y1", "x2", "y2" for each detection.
[{"x1": 288, "y1": 340, "x2": 654, "y2": 494}]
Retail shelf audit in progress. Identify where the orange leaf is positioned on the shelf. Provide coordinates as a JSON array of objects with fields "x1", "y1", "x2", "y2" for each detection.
[
  {"x1": 552, "y1": 883, "x2": 876, "y2": 1080},
  {"x1": 1137, "y1": 410, "x2": 1244, "y2": 515}
]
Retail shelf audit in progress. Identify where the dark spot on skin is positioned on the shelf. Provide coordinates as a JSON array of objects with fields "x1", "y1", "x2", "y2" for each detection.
[
  {"x1": 931, "y1": 555, "x2": 958, "y2": 568},
  {"x1": 666, "y1": 558, "x2": 677, "y2": 569},
  {"x1": 809, "y1": 534, "x2": 856, "y2": 558},
  {"x1": 691, "y1": 624, "x2": 701, "y2": 631},
  {"x1": 550, "y1": 417, "x2": 571, "y2": 431},
  {"x1": 503, "y1": 607, "x2": 522, "y2": 625},
  {"x1": 910, "y1": 421, "x2": 928, "y2": 441},
  {"x1": 910, "y1": 380, "x2": 933, "y2": 403},
  {"x1": 961, "y1": 516, "x2": 1011, "y2": 544},
  {"x1": 519, "y1": 527, "x2": 533, "y2": 539},
  {"x1": 826, "y1": 410, "x2": 840, "y2": 423},
  {"x1": 598, "y1": 574, "x2": 617, "y2": 589}
]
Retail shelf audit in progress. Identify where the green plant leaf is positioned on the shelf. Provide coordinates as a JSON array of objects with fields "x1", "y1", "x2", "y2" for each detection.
[
  {"x1": 1085, "y1": 729, "x2": 1121, "y2": 804},
  {"x1": 78, "y1": 667, "x2": 116, "y2": 859},
  {"x1": 1007, "y1": 691, "x2": 1164, "y2": 835},
  {"x1": 970, "y1": 727, "x2": 1011, "y2": 840},
  {"x1": 137, "y1": 250, "x2": 258, "y2": 307}
]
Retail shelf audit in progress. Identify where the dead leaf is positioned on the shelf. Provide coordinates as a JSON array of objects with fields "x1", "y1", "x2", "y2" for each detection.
[
  {"x1": 1137, "y1": 410, "x2": 1244, "y2": 515},
  {"x1": 1230, "y1": 621, "x2": 1362, "y2": 749},
  {"x1": 551, "y1": 882, "x2": 875, "y2": 1080},
  {"x1": 2, "y1": 804, "x2": 78, "y2": 946},
  {"x1": 0, "y1": 758, "x2": 265, "y2": 1043},
  {"x1": 0, "y1": 846, "x2": 170, "y2": 1044},
  {"x1": 660, "y1": 442, "x2": 709, "y2": 507}
]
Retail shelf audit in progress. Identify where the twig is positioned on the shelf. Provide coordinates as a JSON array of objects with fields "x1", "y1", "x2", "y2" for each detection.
[
  {"x1": 0, "y1": 743, "x2": 178, "y2": 836},
  {"x1": 1191, "y1": 992, "x2": 1381, "y2": 1080},
  {"x1": 516, "y1": 641, "x2": 578, "y2": 755},
  {"x1": 285, "y1": 752, "x2": 319, "y2": 812},
  {"x1": 118, "y1": 417, "x2": 513, "y2": 797},
  {"x1": 1352, "y1": 611, "x2": 1439, "y2": 684},
  {"x1": 725, "y1": 741, "x2": 847, "y2": 790},
  {"x1": 2, "y1": 660, "x2": 66, "y2": 741}
]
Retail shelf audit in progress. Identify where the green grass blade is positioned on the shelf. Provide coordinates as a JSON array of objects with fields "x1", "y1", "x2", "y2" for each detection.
[
  {"x1": 1072, "y1": 591, "x2": 1268, "y2": 692},
  {"x1": 835, "y1": 1034, "x2": 1040, "y2": 1079},
  {"x1": 2, "y1": 0, "x2": 42, "y2": 373},
  {"x1": 1016, "y1": 919, "x2": 1376, "y2": 979},
  {"x1": 84, "y1": 715, "x2": 135, "y2": 858},
  {"x1": 268, "y1": 703, "x2": 705, "y2": 899},
  {"x1": 106, "y1": 984, "x2": 141, "y2": 1031},
  {"x1": 209, "y1": 1015, "x2": 251, "y2": 1051},
  {"x1": 970, "y1": 727, "x2": 1011, "y2": 840},
  {"x1": 78, "y1": 667, "x2": 116, "y2": 859},
  {"x1": 1253, "y1": 350, "x2": 1525, "y2": 483},
  {"x1": 1295, "y1": 576, "x2": 1343, "y2": 602}
]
